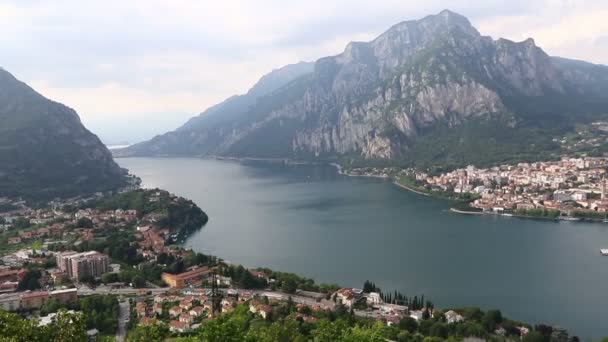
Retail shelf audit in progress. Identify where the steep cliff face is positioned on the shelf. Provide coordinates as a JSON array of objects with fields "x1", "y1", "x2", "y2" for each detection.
[
  {"x1": 0, "y1": 68, "x2": 127, "y2": 200},
  {"x1": 118, "y1": 10, "x2": 608, "y2": 165}
]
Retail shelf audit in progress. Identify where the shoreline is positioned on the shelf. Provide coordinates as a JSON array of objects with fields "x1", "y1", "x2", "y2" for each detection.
[
  {"x1": 448, "y1": 207, "x2": 608, "y2": 223},
  {"x1": 392, "y1": 180, "x2": 430, "y2": 196},
  {"x1": 449, "y1": 208, "x2": 484, "y2": 215},
  {"x1": 120, "y1": 155, "x2": 607, "y2": 226}
]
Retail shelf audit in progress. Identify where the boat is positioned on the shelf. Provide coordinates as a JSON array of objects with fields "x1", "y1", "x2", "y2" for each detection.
[{"x1": 601, "y1": 249, "x2": 608, "y2": 256}]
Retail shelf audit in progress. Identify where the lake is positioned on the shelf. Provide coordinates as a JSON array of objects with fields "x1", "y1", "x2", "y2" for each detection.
[{"x1": 117, "y1": 157, "x2": 608, "y2": 338}]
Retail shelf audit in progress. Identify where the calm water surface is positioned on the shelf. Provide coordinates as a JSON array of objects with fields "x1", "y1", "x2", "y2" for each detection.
[{"x1": 118, "y1": 157, "x2": 608, "y2": 338}]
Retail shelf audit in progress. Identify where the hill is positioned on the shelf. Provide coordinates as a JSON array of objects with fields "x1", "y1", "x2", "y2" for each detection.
[{"x1": 0, "y1": 68, "x2": 127, "y2": 200}]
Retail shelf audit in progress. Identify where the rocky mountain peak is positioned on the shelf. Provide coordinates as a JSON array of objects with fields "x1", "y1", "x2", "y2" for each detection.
[{"x1": 117, "y1": 11, "x2": 608, "y2": 168}]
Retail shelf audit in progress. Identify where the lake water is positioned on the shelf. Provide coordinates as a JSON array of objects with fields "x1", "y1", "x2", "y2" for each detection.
[{"x1": 117, "y1": 157, "x2": 608, "y2": 338}]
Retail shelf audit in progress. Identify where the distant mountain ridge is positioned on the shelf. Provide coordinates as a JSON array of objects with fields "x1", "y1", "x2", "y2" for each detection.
[
  {"x1": 116, "y1": 10, "x2": 608, "y2": 168},
  {"x1": 0, "y1": 68, "x2": 127, "y2": 200}
]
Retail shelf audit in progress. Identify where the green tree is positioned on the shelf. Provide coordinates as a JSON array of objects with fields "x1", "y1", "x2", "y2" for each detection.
[
  {"x1": 198, "y1": 315, "x2": 246, "y2": 342},
  {"x1": 126, "y1": 321, "x2": 169, "y2": 342},
  {"x1": 281, "y1": 278, "x2": 297, "y2": 294},
  {"x1": 483, "y1": 309, "x2": 503, "y2": 331},
  {"x1": 0, "y1": 310, "x2": 47, "y2": 341},
  {"x1": 101, "y1": 272, "x2": 120, "y2": 284},
  {"x1": 18, "y1": 269, "x2": 42, "y2": 291},
  {"x1": 76, "y1": 217, "x2": 94, "y2": 228},
  {"x1": 429, "y1": 322, "x2": 448, "y2": 338},
  {"x1": 313, "y1": 319, "x2": 348, "y2": 342},
  {"x1": 399, "y1": 316, "x2": 418, "y2": 333},
  {"x1": 52, "y1": 310, "x2": 87, "y2": 342}
]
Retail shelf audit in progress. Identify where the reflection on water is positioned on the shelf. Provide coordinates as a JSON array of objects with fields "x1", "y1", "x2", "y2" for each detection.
[{"x1": 118, "y1": 157, "x2": 608, "y2": 339}]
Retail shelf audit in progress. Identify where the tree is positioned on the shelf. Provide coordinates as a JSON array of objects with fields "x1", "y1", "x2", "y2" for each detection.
[
  {"x1": 281, "y1": 278, "x2": 297, "y2": 294},
  {"x1": 18, "y1": 269, "x2": 42, "y2": 291},
  {"x1": 198, "y1": 315, "x2": 245, "y2": 342},
  {"x1": 76, "y1": 217, "x2": 94, "y2": 228},
  {"x1": 429, "y1": 322, "x2": 448, "y2": 339},
  {"x1": 52, "y1": 310, "x2": 87, "y2": 342},
  {"x1": 0, "y1": 310, "x2": 47, "y2": 341},
  {"x1": 126, "y1": 321, "x2": 169, "y2": 342},
  {"x1": 250, "y1": 318, "x2": 302, "y2": 342},
  {"x1": 40, "y1": 298, "x2": 62, "y2": 316},
  {"x1": 399, "y1": 317, "x2": 419, "y2": 333},
  {"x1": 483, "y1": 309, "x2": 503, "y2": 331},
  {"x1": 13, "y1": 217, "x2": 30, "y2": 229},
  {"x1": 131, "y1": 275, "x2": 146, "y2": 288},
  {"x1": 422, "y1": 308, "x2": 430, "y2": 320},
  {"x1": 101, "y1": 272, "x2": 120, "y2": 284},
  {"x1": 523, "y1": 331, "x2": 547, "y2": 342},
  {"x1": 312, "y1": 319, "x2": 348, "y2": 342}
]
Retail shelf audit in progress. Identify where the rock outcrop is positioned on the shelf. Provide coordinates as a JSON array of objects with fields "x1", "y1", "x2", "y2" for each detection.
[{"x1": 117, "y1": 10, "x2": 608, "y2": 166}]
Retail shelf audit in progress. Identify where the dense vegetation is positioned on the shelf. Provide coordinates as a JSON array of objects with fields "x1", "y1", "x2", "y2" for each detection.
[
  {"x1": 0, "y1": 309, "x2": 87, "y2": 342},
  {"x1": 93, "y1": 189, "x2": 209, "y2": 239},
  {"x1": 125, "y1": 301, "x2": 587, "y2": 342},
  {"x1": 40, "y1": 295, "x2": 119, "y2": 334},
  {"x1": 219, "y1": 265, "x2": 340, "y2": 294}
]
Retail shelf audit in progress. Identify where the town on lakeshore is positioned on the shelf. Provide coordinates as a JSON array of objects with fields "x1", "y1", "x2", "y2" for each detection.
[
  {"x1": 0, "y1": 184, "x2": 573, "y2": 340},
  {"x1": 345, "y1": 156, "x2": 608, "y2": 222}
]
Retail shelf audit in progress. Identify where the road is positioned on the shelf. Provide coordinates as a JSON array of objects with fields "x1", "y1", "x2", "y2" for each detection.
[
  {"x1": 116, "y1": 300, "x2": 129, "y2": 342},
  {"x1": 77, "y1": 285, "x2": 170, "y2": 296}
]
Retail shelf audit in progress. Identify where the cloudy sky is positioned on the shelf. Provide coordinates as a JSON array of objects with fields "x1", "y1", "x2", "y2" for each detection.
[{"x1": 1, "y1": 0, "x2": 607, "y2": 144}]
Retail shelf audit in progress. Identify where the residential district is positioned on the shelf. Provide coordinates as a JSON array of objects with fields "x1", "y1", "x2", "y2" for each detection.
[
  {"x1": 345, "y1": 156, "x2": 608, "y2": 221},
  {"x1": 0, "y1": 188, "x2": 583, "y2": 341},
  {"x1": 408, "y1": 157, "x2": 608, "y2": 219}
]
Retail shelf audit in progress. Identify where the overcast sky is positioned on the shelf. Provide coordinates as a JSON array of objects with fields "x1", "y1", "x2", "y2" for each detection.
[{"x1": 1, "y1": 0, "x2": 607, "y2": 144}]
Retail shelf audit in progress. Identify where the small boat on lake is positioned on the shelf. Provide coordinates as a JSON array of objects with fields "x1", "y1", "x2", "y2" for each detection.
[{"x1": 601, "y1": 249, "x2": 608, "y2": 256}]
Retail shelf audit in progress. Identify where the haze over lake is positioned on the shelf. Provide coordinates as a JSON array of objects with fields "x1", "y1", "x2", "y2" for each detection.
[{"x1": 118, "y1": 157, "x2": 608, "y2": 338}]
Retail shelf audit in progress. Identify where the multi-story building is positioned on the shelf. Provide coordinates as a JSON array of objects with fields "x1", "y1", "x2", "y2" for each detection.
[{"x1": 56, "y1": 251, "x2": 109, "y2": 280}]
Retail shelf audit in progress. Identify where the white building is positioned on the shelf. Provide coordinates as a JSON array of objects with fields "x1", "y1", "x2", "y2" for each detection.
[{"x1": 445, "y1": 310, "x2": 464, "y2": 324}]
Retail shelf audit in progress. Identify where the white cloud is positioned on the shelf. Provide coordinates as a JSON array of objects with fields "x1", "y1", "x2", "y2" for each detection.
[{"x1": 1, "y1": 0, "x2": 607, "y2": 143}]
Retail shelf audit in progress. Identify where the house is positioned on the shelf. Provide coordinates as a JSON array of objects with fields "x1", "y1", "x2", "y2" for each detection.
[
  {"x1": 179, "y1": 312, "x2": 194, "y2": 324},
  {"x1": 385, "y1": 315, "x2": 401, "y2": 326},
  {"x1": 335, "y1": 288, "x2": 356, "y2": 308},
  {"x1": 445, "y1": 310, "x2": 464, "y2": 324},
  {"x1": 297, "y1": 314, "x2": 318, "y2": 323},
  {"x1": 86, "y1": 328, "x2": 99, "y2": 342},
  {"x1": 7, "y1": 237, "x2": 21, "y2": 245},
  {"x1": 49, "y1": 288, "x2": 77, "y2": 305},
  {"x1": 189, "y1": 306, "x2": 205, "y2": 318},
  {"x1": 153, "y1": 303, "x2": 163, "y2": 316},
  {"x1": 169, "y1": 320, "x2": 190, "y2": 333},
  {"x1": 409, "y1": 310, "x2": 424, "y2": 321},
  {"x1": 161, "y1": 266, "x2": 213, "y2": 288},
  {"x1": 258, "y1": 305, "x2": 272, "y2": 319},
  {"x1": 0, "y1": 294, "x2": 21, "y2": 311},
  {"x1": 216, "y1": 275, "x2": 232, "y2": 286},
  {"x1": 366, "y1": 292, "x2": 382, "y2": 305},
  {"x1": 517, "y1": 326, "x2": 530, "y2": 336},
  {"x1": 179, "y1": 299, "x2": 192, "y2": 310},
  {"x1": 21, "y1": 291, "x2": 49, "y2": 310},
  {"x1": 249, "y1": 270, "x2": 270, "y2": 281},
  {"x1": 169, "y1": 306, "x2": 182, "y2": 317},
  {"x1": 139, "y1": 317, "x2": 154, "y2": 326},
  {"x1": 135, "y1": 302, "x2": 147, "y2": 317},
  {"x1": 202, "y1": 301, "x2": 213, "y2": 313}
]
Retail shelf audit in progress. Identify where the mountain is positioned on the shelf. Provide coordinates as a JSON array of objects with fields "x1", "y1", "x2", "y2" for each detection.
[
  {"x1": 117, "y1": 10, "x2": 608, "y2": 169},
  {"x1": 0, "y1": 68, "x2": 127, "y2": 200}
]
